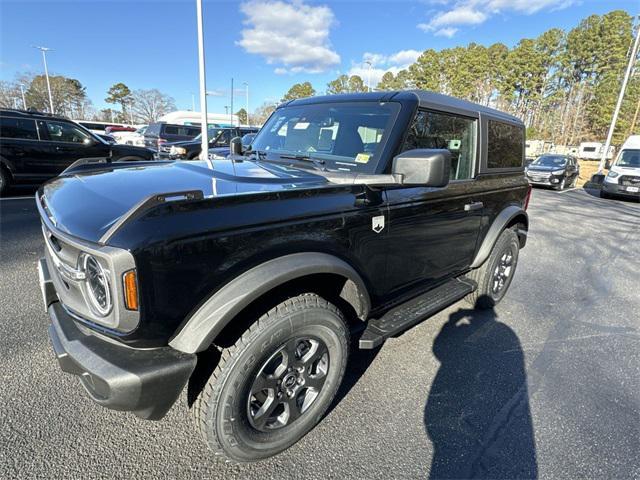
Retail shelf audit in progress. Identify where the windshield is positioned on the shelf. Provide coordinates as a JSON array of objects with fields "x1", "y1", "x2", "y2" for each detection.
[
  {"x1": 250, "y1": 102, "x2": 400, "y2": 173},
  {"x1": 532, "y1": 155, "x2": 566, "y2": 167},
  {"x1": 616, "y1": 149, "x2": 640, "y2": 168}
]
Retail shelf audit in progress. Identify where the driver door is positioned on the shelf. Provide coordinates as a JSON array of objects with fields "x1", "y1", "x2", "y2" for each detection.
[{"x1": 382, "y1": 109, "x2": 482, "y2": 301}]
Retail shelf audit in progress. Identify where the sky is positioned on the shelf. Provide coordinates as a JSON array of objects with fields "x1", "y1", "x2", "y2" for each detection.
[{"x1": 0, "y1": 0, "x2": 636, "y2": 116}]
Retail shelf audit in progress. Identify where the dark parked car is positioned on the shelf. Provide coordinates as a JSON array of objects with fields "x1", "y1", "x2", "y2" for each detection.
[
  {"x1": 208, "y1": 132, "x2": 257, "y2": 159},
  {"x1": 525, "y1": 154, "x2": 579, "y2": 190},
  {"x1": 37, "y1": 91, "x2": 530, "y2": 462},
  {"x1": 0, "y1": 109, "x2": 155, "y2": 194},
  {"x1": 159, "y1": 126, "x2": 259, "y2": 160},
  {"x1": 143, "y1": 122, "x2": 201, "y2": 152}
]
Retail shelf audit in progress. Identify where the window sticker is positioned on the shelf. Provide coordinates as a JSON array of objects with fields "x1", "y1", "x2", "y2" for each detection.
[
  {"x1": 293, "y1": 122, "x2": 310, "y2": 130},
  {"x1": 355, "y1": 153, "x2": 371, "y2": 164}
]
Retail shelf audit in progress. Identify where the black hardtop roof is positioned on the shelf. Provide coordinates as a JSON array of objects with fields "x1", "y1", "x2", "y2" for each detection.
[
  {"x1": 0, "y1": 108, "x2": 69, "y2": 121},
  {"x1": 284, "y1": 90, "x2": 523, "y2": 125}
]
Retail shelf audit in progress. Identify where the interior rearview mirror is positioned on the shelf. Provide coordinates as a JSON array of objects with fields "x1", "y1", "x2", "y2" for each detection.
[
  {"x1": 391, "y1": 149, "x2": 451, "y2": 187},
  {"x1": 230, "y1": 136, "x2": 243, "y2": 156}
]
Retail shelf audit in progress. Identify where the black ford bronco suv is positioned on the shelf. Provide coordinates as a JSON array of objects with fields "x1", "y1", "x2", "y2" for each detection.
[{"x1": 37, "y1": 91, "x2": 530, "y2": 463}]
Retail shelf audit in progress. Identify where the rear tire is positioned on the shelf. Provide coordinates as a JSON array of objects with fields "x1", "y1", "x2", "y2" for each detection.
[
  {"x1": 189, "y1": 293, "x2": 349, "y2": 463},
  {"x1": 0, "y1": 166, "x2": 10, "y2": 196},
  {"x1": 466, "y1": 228, "x2": 520, "y2": 309}
]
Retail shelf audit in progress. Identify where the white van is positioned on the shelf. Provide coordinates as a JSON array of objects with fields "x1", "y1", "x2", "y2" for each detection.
[
  {"x1": 578, "y1": 142, "x2": 615, "y2": 161},
  {"x1": 602, "y1": 135, "x2": 640, "y2": 199}
]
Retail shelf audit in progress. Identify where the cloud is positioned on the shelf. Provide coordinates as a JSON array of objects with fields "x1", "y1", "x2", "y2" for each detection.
[
  {"x1": 237, "y1": 0, "x2": 340, "y2": 74},
  {"x1": 347, "y1": 49, "x2": 422, "y2": 88},
  {"x1": 419, "y1": 0, "x2": 576, "y2": 37}
]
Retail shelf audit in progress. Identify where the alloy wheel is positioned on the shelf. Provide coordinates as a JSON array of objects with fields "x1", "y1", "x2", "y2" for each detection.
[
  {"x1": 491, "y1": 248, "x2": 515, "y2": 295},
  {"x1": 247, "y1": 336, "x2": 329, "y2": 431}
]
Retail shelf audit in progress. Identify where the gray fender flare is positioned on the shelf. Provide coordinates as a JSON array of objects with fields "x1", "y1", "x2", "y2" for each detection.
[
  {"x1": 169, "y1": 252, "x2": 371, "y2": 354},
  {"x1": 470, "y1": 206, "x2": 528, "y2": 269}
]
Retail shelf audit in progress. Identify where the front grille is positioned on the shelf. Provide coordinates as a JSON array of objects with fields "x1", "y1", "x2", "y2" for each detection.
[{"x1": 619, "y1": 176, "x2": 640, "y2": 187}]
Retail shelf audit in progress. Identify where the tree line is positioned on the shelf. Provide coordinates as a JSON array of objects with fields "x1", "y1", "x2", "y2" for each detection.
[
  {"x1": 0, "y1": 75, "x2": 176, "y2": 124},
  {"x1": 279, "y1": 10, "x2": 639, "y2": 146}
]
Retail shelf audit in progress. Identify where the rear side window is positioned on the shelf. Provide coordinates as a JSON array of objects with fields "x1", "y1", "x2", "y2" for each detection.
[
  {"x1": 163, "y1": 125, "x2": 198, "y2": 136},
  {"x1": 0, "y1": 117, "x2": 39, "y2": 140},
  {"x1": 487, "y1": 121, "x2": 524, "y2": 169}
]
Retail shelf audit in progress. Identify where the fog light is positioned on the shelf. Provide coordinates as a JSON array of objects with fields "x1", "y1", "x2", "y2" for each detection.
[
  {"x1": 551, "y1": 178, "x2": 559, "y2": 183},
  {"x1": 123, "y1": 270, "x2": 139, "y2": 311}
]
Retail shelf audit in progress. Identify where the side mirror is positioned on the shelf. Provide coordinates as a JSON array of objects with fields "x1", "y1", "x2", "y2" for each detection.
[
  {"x1": 392, "y1": 149, "x2": 451, "y2": 187},
  {"x1": 230, "y1": 136, "x2": 243, "y2": 155}
]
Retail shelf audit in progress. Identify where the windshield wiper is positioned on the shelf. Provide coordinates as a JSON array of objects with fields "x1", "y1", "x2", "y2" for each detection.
[{"x1": 279, "y1": 153, "x2": 326, "y2": 170}]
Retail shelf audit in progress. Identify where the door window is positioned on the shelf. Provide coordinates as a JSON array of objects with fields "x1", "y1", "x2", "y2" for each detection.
[
  {"x1": 402, "y1": 110, "x2": 477, "y2": 180},
  {"x1": 46, "y1": 121, "x2": 91, "y2": 144},
  {"x1": 0, "y1": 117, "x2": 39, "y2": 140}
]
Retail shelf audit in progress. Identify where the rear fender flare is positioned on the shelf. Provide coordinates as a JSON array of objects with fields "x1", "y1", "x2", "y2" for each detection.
[
  {"x1": 471, "y1": 206, "x2": 528, "y2": 269},
  {"x1": 169, "y1": 252, "x2": 371, "y2": 354}
]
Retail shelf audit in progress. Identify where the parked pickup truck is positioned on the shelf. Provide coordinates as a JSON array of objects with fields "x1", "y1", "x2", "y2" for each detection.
[{"x1": 37, "y1": 91, "x2": 530, "y2": 463}]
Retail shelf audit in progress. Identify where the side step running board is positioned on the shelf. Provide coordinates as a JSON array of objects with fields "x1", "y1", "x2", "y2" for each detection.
[{"x1": 358, "y1": 277, "x2": 476, "y2": 349}]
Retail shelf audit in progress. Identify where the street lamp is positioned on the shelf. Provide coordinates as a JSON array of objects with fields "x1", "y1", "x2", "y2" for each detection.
[
  {"x1": 243, "y1": 82, "x2": 249, "y2": 126},
  {"x1": 365, "y1": 60, "x2": 373, "y2": 92},
  {"x1": 33, "y1": 46, "x2": 54, "y2": 113},
  {"x1": 195, "y1": 0, "x2": 210, "y2": 163}
]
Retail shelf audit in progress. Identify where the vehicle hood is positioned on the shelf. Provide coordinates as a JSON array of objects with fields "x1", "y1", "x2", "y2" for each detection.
[
  {"x1": 110, "y1": 143, "x2": 153, "y2": 154},
  {"x1": 610, "y1": 165, "x2": 640, "y2": 176},
  {"x1": 39, "y1": 159, "x2": 328, "y2": 243},
  {"x1": 163, "y1": 139, "x2": 199, "y2": 148},
  {"x1": 527, "y1": 165, "x2": 563, "y2": 172}
]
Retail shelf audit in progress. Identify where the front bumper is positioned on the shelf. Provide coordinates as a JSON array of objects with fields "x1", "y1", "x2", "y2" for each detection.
[
  {"x1": 602, "y1": 182, "x2": 640, "y2": 198},
  {"x1": 40, "y1": 259, "x2": 196, "y2": 420}
]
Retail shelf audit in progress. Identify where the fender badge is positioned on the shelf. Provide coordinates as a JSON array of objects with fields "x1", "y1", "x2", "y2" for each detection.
[{"x1": 372, "y1": 215, "x2": 385, "y2": 233}]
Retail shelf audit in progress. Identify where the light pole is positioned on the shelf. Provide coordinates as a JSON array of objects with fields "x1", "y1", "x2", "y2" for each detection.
[
  {"x1": 19, "y1": 84, "x2": 26, "y2": 109},
  {"x1": 33, "y1": 46, "x2": 54, "y2": 113},
  {"x1": 195, "y1": 0, "x2": 210, "y2": 163},
  {"x1": 243, "y1": 82, "x2": 249, "y2": 126},
  {"x1": 598, "y1": 17, "x2": 640, "y2": 173},
  {"x1": 365, "y1": 61, "x2": 372, "y2": 92},
  {"x1": 230, "y1": 78, "x2": 234, "y2": 126}
]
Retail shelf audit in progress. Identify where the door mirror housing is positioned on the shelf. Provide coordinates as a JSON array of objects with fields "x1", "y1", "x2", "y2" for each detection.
[
  {"x1": 230, "y1": 136, "x2": 243, "y2": 155},
  {"x1": 391, "y1": 149, "x2": 451, "y2": 187}
]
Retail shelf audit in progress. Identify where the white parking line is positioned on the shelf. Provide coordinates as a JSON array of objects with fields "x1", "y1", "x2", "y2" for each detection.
[{"x1": 556, "y1": 188, "x2": 578, "y2": 194}]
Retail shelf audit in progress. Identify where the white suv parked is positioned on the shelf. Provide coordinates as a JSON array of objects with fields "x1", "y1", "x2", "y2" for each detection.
[{"x1": 603, "y1": 135, "x2": 640, "y2": 199}]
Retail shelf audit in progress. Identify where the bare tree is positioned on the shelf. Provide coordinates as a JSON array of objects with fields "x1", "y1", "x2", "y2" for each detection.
[{"x1": 131, "y1": 89, "x2": 176, "y2": 123}]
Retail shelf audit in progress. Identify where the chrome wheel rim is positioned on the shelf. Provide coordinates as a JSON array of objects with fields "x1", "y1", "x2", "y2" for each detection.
[
  {"x1": 492, "y1": 248, "x2": 515, "y2": 295},
  {"x1": 247, "y1": 336, "x2": 329, "y2": 431}
]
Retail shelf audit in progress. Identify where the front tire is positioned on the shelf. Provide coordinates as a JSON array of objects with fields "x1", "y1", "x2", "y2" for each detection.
[
  {"x1": 189, "y1": 293, "x2": 349, "y2": 463},
  {"x1": 466, "y1": 228, "x2": 520, "y2": 309}
]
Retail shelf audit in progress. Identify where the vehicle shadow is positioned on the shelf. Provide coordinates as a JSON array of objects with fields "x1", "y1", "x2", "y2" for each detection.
[{"x1": 424, "y1": 304, "x2": 537, "y2": 479}]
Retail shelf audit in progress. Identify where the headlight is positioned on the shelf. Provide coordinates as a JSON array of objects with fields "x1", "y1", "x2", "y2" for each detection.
[
  {"x1": 607, "y1": 171, "x2": 619, "y2": 178},
  {"x1": 552, "y1": 170, "x2": 565, "y2": 175},
  {"x1": 82, "y1": 254, "x2": 112, "y2": 316},
  {"x1": 170, "y1": 146, "x2": 187, "y2": 155}
]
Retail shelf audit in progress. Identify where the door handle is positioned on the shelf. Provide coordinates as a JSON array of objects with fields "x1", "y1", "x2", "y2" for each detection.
[{"x1": 464, "y1": 202, "x2": 483, "y2": 212}]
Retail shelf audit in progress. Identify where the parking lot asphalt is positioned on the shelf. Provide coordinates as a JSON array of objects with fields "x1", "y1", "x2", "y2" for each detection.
[{"x1": 0, "y1": 187, "x2": 638, "y2": 479}]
